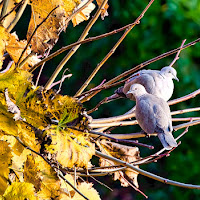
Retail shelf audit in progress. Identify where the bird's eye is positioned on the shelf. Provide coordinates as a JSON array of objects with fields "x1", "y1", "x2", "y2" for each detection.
[{"x1": 168, "y1": 71, "x2": 171, "y2": 73}]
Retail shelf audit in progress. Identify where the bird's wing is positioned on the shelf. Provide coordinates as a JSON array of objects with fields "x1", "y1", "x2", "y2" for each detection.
[{"x1": 136, "y1": 96, "x2": 157, "y2": 134}]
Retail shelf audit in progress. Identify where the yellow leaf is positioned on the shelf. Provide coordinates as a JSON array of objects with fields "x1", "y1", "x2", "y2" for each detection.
[
  {"x1": 0, "y1": 112, "x2": 18, "y2": 136},
  {"x1": 46, "y1": 127, "x2": 95, "y2": 168},
  {"x1": 24, "y1": 155, "x2": 42, "y2": 192},
  {"x1": 6, "y1": 32, "x2": 40, "y2": 71},
  {"x1": 0, "y1": 141, "x2": 12, "y2": 195},
  {"x1": 16, "y1": 121, "x2": 41, "y2": 152},
  {"x1": 60, "y1": 174, "x2": 75, "y2": 192},
  {"x1": 0, "y1": 0, "x2": 16, "y2": 28},
  {"x1": 2, "y1": 182, "x2": 37, "y2": 200},
  {"x1": 62, "y1": 0, "x2": 80, "y2": 13},
  {"x1": 0, "y1": 26, "x2": 9, "y2": 69},
  {"x1": 12, "y1": 149, "x2": 30, "y2": 182},
  {"x1": 28, "y1": 0, "x2": 67, "y2": 54},
  {"x1": 0, "y1": 65, "x2": 32, "y2": 103},
  {"x1": 71, "y1": 0, "x2": 96, "y2": 26},
  {"x1": 34, "y1": 156, "x2": 61, "y2": 199},
  {"x1": 72, "y1": 182, "x2": 101, "y2": 200}
]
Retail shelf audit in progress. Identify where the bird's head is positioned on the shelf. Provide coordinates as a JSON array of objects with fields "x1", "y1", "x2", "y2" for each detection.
[
  {"x1": 160, "y1": 66, "x2": 179, "y2": 81},
  {"x1": 127, "y1": 84, "x2": 147, "y2": 98}
]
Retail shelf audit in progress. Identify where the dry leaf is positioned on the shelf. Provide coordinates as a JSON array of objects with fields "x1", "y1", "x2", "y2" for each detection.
[
  {"x1": 96, "y1": 0, "x2": 109, "y2": 20},
  {"x1": 6, "y1": 32, "x2": 41, "y2": 70},
  {"x1": 28, "y1": 0, "x2": 67, "y2": 55},
  {"x1": 100, "y1": 140, "x2": 140, "y2": 188},
  {"x1": 72, "y1": 0, "x2": 96, "y2": 26}
]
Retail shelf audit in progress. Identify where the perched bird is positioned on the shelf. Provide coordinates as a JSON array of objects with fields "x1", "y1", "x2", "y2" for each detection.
[
  {"x1": 112, "y1": 66, "x2": 179, "y2": 101},
  {"x1": 127, "y1": 84, "x2": 178, "y2": 150}
]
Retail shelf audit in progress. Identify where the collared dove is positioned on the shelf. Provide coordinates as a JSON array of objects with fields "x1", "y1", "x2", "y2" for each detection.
[
  {"x1": 113, "y1": 66, "x2": 179, "y2": 101},
  {"x1": 127, "y1": 83, "x2": 178, "y2": 150}
]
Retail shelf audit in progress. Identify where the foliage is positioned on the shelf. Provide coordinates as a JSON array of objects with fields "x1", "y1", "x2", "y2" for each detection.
[{"x1": 0, "y1": 0, "x2": 199, "y2": 199}]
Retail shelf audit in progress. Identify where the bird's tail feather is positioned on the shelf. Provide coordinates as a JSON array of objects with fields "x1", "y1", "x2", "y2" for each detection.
[{"x1": 158, "y1": 132, "x2": 178, "y2": 150}]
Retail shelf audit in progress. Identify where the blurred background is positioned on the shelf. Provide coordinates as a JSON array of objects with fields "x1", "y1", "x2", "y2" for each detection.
[{"x1": 15, "y1": 0, "x2": 200, "y2": 199}]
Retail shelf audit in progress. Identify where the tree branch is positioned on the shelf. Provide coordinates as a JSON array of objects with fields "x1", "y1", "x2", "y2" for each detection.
[
  {"x1": 44, "y1": 0, "x2": 109, "y2": 91},
  {"x1": 95, "y1": 150, "x2": 200, "y2": 189}
]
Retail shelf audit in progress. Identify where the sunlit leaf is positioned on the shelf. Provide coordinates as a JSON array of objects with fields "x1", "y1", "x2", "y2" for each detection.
[
  {"x1": 46, "y1": 127, "x2": 95, "y2": 168},
  {"x1": 72, "y1": 182, "x2": 101, "y2": 200},
  {"x1": 2, "y1": 182, "x2": 37, "y2": 200},
  {"x1": 6, "y1": 32, "x2": 41, "y2": 70},
  {"x1": 0, "y1": 26, "x2": 9, "y2": 69},
  {"x1": 71, "y1": 0, "x2": 96, "y2": 26},
  {"x1": 0, "y1": 141, "x2": 12, "y2": 195},
  {"x1": 34, "y1": 156, "x2": 61, "y2": 199}
]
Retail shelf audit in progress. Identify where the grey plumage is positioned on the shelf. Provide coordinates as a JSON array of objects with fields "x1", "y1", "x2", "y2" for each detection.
[
  {"x1": 115, "y1": 66, "x2": 179, "y2": 101},
  {"x1": 127, "y1": 84, "x2": 178, "y2": 150}
]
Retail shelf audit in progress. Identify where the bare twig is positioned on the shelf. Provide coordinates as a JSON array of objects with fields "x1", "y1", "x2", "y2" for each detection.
[
  {"x1": 74, "y1": 0, "x2": 155, "y2": 97},
  {"x1": 35, "y1": 49, "x2": 51, "y2": 87},
  {"x1": 90, "y1": 88, "x2": 200, "y2": 125},
  {"x1": 169, "y1": 39, "x2": 186, "y2": 67},
  {"x1": 76, "y1": 38, "x2": 200, "y2": 100},
  {"x1": 15, "y1": 136, "x2": 89, "y2": 200},
  {"x1": 30, "y1": 22, "x2": 156, "y2": 72},
  {"x1": 95, "y1": 150, "x2": 200, "y2": 189},
  {"x1": 89, "y1": 130, "x2": 154, "y2": 149},
  {"x1": 44, "y1": 0, "x2": 109, "y2": 91}
]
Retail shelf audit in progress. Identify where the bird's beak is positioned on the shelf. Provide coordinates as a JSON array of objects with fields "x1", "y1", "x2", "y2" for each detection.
[
  {"x1": 126, "y1": 90, "x2": 132, "y2": 94},
  {"x1": 174, "y1": 76, "x2": 179, "y2": 82}
]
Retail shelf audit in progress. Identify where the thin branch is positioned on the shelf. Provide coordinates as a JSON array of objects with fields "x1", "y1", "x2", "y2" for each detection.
[
  {"x1": 17, "y1": 6, "x2": 59, "y2": 66},
  {"x1": 7, "y1": 0, "x2": 29, "y2": 32},
  {"x1": 30, "y1": 21, "x2": 155, "y2": 73},
  {"x1": 35, "y1": 49, "x2": 51, "y2": 87},
  {"x1": 19, "y1": 52, "x2": 36, "y2": 69},
  {"x1": 0, "y1": 0, "x2": 23, "y2": 22},
  {"x1": 173, "y1": 119, "x2": 200, "y2": 131},
  {"x1": 58, "y1": 172, "x2": 89, "y2": 200},
  {"x1": 89, "y1": 130, "x2": 154, "y2": 149},
  {"x1": 171, "y1": 107, "x2": 200, "y2": 116},
  {"x1": 95, "y1": 150, "x2": 200, "y2": 189},
  {"x1": 168, "y1": 88, "x2": 200, "y2": 105},
  {"x1": 169, "y1": 39, "x2": 186, "y2": 67},
  {"x1": 15, "y1": 136, "x2": 89, "y2": 200},
  {"x1": 44, "y1": 0, "x2": 109, "y2": 91},
  {"x1": 75, "y1": 38, "x2": 200, "y2": 99},
  {"x1": 74, "y1": 0, "x2": 155, "y2": 97},
  {"x1": 91, "y1": 88, "x2": 200, "y2": 125}
]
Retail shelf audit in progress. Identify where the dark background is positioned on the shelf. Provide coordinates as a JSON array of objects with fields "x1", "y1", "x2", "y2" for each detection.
[{"x1": 15, "y1": 0, "x2": 200, "y2": 199}]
